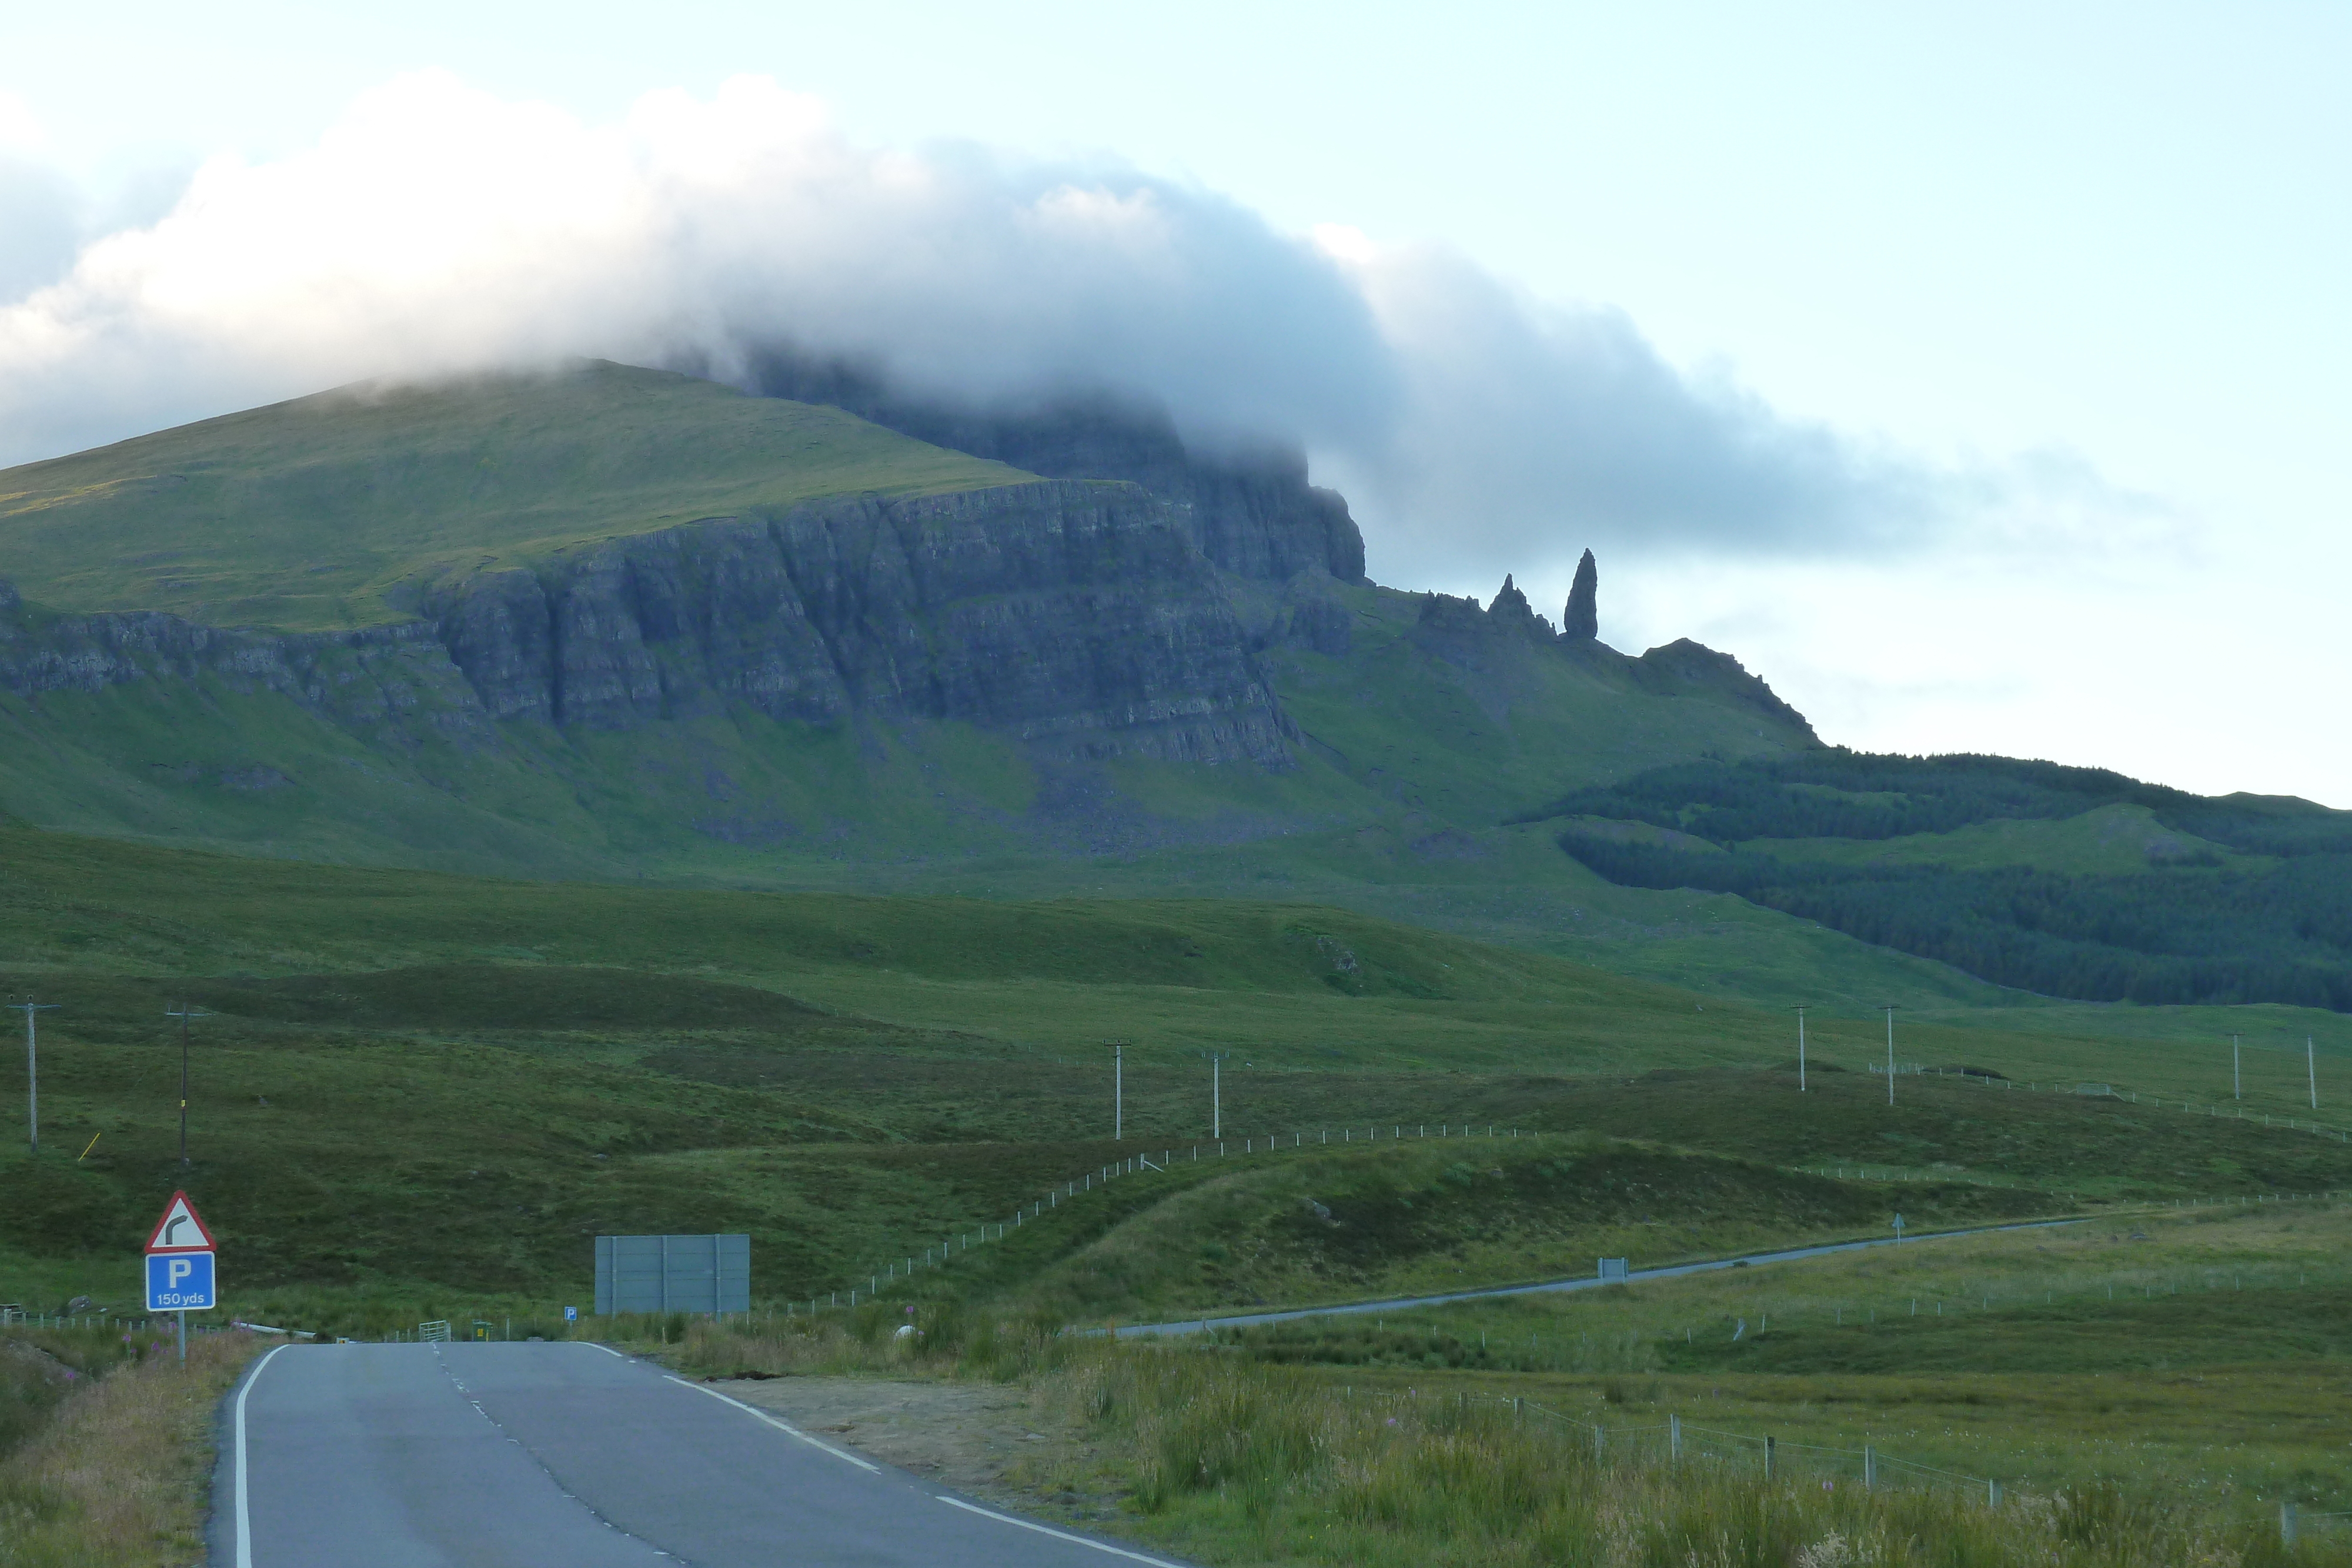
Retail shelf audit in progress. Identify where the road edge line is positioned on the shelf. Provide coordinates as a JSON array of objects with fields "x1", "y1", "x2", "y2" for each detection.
[
  {"x1": 936, "y1": 1495, "x2": 1188, "y2": 1566},
  {"x1": 234, "y1": 1342, "x2": 292, "y2": 1568},
  {"x1": 664, "y1": 1376, "x2": 881, "y2": 1473},
  {"x1": 584, "y1": 1343, "x2": 626, "y2": 1358}
]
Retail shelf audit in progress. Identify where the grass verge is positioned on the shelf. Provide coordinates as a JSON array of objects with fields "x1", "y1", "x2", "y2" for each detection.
[
  {"x1": 647, "y1": 1312, "x2": 2334, "y2": 1566},
  {"x1": 0, "y1": 1327, "x2": 256, "y2": 1567}
]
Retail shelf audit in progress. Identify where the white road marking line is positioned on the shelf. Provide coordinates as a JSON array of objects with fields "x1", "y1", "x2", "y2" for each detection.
[
  {"x1": 936, "y1": 1496, "x2": 1187, "y2": 1565},
  {"x1": 585, "y1": 1343, "x2": 627, "y2": 1358},
  {"x1": 664, "y1": 1377, "x2": 881, "y2": 1473},
  {"x1": 234, "y1": 1343, "x2": 293, "y2": 1568}
]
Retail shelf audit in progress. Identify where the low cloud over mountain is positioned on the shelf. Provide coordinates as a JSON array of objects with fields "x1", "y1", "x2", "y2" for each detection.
[{"x1": 0, "y1": 72, "x2": 2129, "y2": 591}]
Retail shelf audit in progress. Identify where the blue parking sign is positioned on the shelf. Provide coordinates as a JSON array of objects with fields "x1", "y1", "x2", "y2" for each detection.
[{"x1": 146, "y1": 1251, "x2": 215, "y2": 1311}]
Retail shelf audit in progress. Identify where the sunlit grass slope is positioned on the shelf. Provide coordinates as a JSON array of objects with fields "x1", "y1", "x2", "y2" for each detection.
[{"x1": 0, "y1": 360, "x2": 1033, "y2": 630}]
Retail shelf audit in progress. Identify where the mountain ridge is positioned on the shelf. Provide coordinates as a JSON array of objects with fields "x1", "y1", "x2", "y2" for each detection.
[
  {"x1": 0, "y1": 357, "x2": 1892, "y2": 1005},
  {"x1": 4, "y1": 360, "x2": 2343, "y2": 1015}
]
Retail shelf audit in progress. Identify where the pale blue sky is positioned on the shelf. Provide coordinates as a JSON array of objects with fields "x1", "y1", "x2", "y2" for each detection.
[{"x1": 4, "y1": 3, "x2": 2346, "y2": 799}]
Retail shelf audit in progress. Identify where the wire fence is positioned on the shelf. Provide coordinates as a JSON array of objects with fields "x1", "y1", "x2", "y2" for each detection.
[
  {"x1": 0, "y1": 1307, "x2": 157, "y2": 1332},
  {"x1": 791, "y1": 1119, "x2": 1540, "y2": 1315},
  {"x1": 1335, "y1": 1384, "x2": 2019, "y2": 1508},
  {"x1": 1869, "y1": 1062, "x2": 2351, "y2": 1144}
]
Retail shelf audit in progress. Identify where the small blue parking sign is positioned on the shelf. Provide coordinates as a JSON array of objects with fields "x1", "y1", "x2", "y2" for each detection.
[
  {"x1": 147, "y1": 1251, "x2": 215, "y2": 1311},
  {"x1": 564, "y1": 1305, "x2": 578, "y2": 1323}
]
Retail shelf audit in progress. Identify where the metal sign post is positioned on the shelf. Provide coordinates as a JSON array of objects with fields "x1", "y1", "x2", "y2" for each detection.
[{"x1": 143, "y1": 1190, "x2": 218, "y2": 1362}]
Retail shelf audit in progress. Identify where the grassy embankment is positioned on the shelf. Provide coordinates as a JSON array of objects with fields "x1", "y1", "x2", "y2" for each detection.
[
  {"x1": 1210, "y1": 1199, "x2": 2352, "y2": 1509},
  {"x1": 0, "y1": 1323, "x2": 255, "y2": 1566},
  {"x1": 636, "y1": 1302, "x2": 2337, "y2": 1567}
]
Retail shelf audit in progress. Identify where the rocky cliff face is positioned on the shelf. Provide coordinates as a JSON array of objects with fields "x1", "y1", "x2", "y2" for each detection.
[
  {"x1": 0, "y1": 583, "x2": 495, "y2": 748},
  {"x1": 743, "y1": 349, "x2": 1368, "y2": 586},
  {"x1": 420, "y1": 480, "x2": 1289, "y2": 764},
  {"x1": 1, "y1": 480, "x2": 1293, "y2": 768}
]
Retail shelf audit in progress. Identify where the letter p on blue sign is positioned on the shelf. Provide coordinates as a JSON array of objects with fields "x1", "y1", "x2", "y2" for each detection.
[{"x1": 146, "y1": 1251, "x2": 215, "y2": 1311}]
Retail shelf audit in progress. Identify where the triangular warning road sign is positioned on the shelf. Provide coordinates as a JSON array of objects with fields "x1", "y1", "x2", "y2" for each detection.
[{"x1": 145, "y1": 1191, "x2": 216, "y2": 1254}]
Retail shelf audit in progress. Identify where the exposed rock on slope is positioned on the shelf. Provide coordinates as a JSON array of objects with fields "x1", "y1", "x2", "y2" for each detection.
[
  {"x1": 0, "y1": 589, "x2": 491, "y2": 746},
  {"x1": 1405, "y1": 563, "x2": 1819, "y2": 744},
  {"x1": 420, "y1": 480, "x2": 1289, "y2": 763},
  {"x1": 1485, "y1": 574, "x2": 1558, "y2": 641},
  {"x1": 745, "y1": 349, "x2": 1368, "y2": 586}
]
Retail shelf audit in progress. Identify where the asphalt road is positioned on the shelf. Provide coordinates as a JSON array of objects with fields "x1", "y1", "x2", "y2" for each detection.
[
  {"x1": 1107, "y1": 1218, "x2": 2086, "y2": 1337},
  {"x1": 212, "y1": 1340, "x2": 1187, "y2": 1567}
]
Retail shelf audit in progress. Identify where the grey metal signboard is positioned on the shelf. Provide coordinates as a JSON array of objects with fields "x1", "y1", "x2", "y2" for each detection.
[{"x1": 594, "y1": 1234, "x2": 750, "y2": 1315}]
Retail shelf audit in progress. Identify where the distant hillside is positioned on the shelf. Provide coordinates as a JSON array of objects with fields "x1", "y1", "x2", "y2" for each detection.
[
  {"x1": 1535, "y1": 751, "x2": 2352, "y2": 1009},
  {"x1": 0, "y1": 361, "x2": 1819, "y2": 892}
]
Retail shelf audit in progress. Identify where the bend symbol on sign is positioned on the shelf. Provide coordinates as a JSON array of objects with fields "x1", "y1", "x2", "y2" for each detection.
[
  {"x1": 146, "y1": 1191, "x2": 216, "y2": 1253},
  {"x1": 143, "y1": 1190, "x2": 219, "y2": 1315}
]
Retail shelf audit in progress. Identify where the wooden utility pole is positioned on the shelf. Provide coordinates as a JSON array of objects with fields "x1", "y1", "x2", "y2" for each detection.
[
  {"x1": 1882, "y1": 1006, "x2": 1901, "y2": 1106},
  {"x1": 165, "y1": 1005, "x2": 211, "y2": 1165}
]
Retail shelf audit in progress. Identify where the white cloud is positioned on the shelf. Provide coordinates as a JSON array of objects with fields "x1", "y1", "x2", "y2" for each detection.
[
  {"x1": 0, "y1": 70, "x2": 2151, "y2": 600},
  {"x1": 0, "y1": 91, "x2": 44, "y2": 153}
]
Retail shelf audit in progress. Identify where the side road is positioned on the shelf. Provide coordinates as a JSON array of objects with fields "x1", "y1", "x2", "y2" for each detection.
[{"x1": 1104, "y1": 1217, "x2": 2088, "y2": 1337}]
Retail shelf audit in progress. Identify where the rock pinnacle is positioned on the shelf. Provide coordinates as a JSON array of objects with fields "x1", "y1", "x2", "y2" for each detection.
[{"x1": 1562, "y1": 550, "x2": 1598, "y2": 640}]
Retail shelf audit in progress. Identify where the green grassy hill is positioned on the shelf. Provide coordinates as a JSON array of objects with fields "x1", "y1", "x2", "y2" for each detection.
[
  {"x1": 0, "y1": 361, "x2": 1031, "y2": 631},
  {"x1": 1544, "y1": 751, "x2": 2352, "y2": 1012},
  {"x1": 6, "y1": 826, "x2": 2350, "y2": 1332}
]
